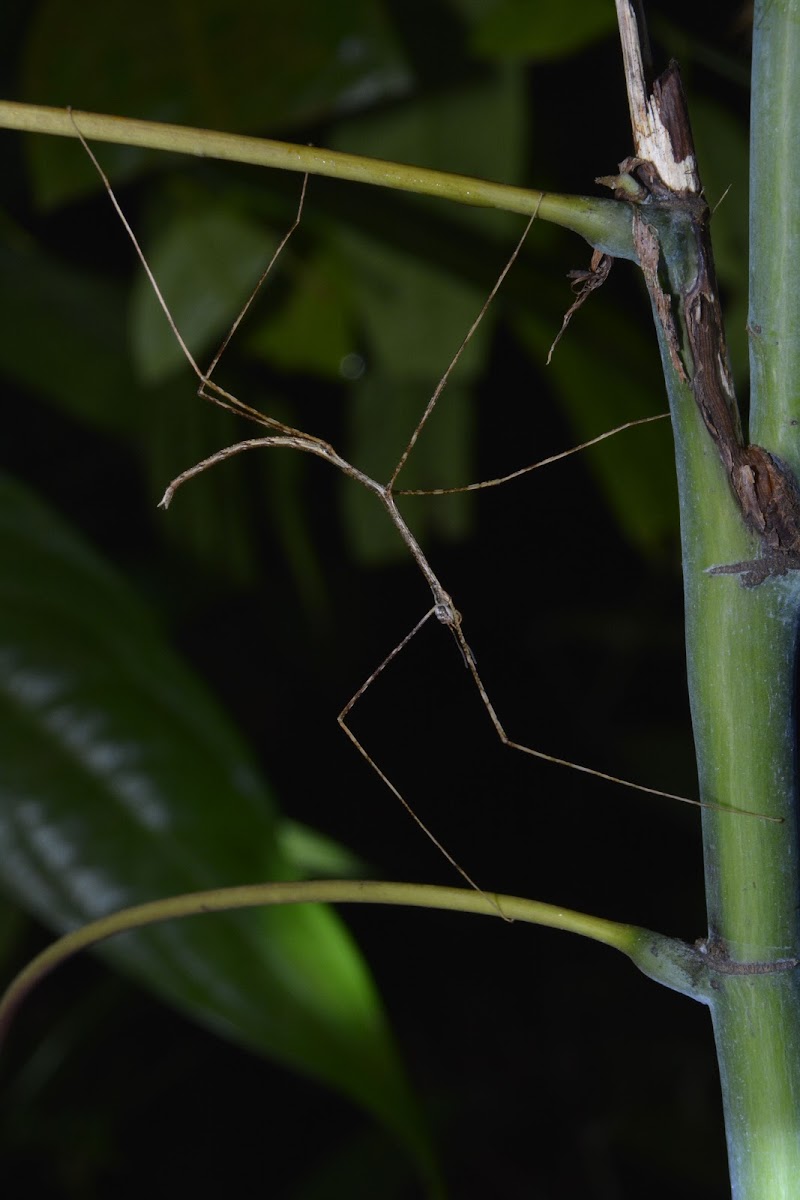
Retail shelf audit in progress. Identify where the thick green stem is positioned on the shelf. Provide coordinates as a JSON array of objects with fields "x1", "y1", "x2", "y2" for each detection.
[
  {"x1": 680, "y1": 402, "x2": 800, "y2": 1196},
  {"x1": 695, "y1": 7, "x2": 800, "y2": 1193},
  {"x1": 748, "y1": 0, "x2": 800, "y2": 471},
  {"x1": 710, "y1": 973, "x2": 800, "y2": 1198},
  {"x1": 613, "y1": 2, "x2": 800, "y2": 1186},
  {"x1": 648, "y1": 194, "x2": 800, "y2": 1200}
]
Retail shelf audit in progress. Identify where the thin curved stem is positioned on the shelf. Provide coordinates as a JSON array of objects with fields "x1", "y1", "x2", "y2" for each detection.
[{"x1": 0, "y1": 878, "x2": 705, "y2": 1047}]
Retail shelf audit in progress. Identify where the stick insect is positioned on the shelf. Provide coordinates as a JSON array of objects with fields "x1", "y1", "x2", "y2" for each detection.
[{"x1": 70, "y1": 114, "x2": 777, "y2": 915}]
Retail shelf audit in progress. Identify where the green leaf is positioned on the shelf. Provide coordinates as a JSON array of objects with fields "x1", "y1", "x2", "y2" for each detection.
[
  {"x1": 342, "y1": 368, "x2": 475, "y2": 563},
  {"x1": 0, "y1": 219, "x2": 137, "y2": 436},
  {"x1": 469, "y1": 0, "x2": 616, "y2": 61},
  {"x1": 335, "y1": 226, "x2": 482, "y2": 563},
  {"x1": 276, "y1": 820, "x2": 370, "y2": 879},
  {"x1": 247, "y1": 245, "x2": 357, "y2": 380},
  {"x1": 341, "y1": 229, "x2": 490, "y2": 385},
  {"x1": 141, "y1": 387, "x2": 269, "y2": 585},
  {"x1": 22, "y1": 0, "x2": 411, "y2": 207},
  {"x1": 129, "y1": 202, "x2": 281, "y2": 385},
  {"x1": 515, "y1": 306, "x2": 678, "y2": 557},
  {"x1": 0, "y1": 473, "x2": 435, "y2": 1178},
  {"x1": 331, "y1": 62, "x2": 526, "y2": 231},
  {"x1": 325, "y1": 66, "x2": 525, "y2": 559}
]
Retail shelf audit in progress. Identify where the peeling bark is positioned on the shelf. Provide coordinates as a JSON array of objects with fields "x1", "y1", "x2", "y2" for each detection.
[{"x1": 614, "y1": 0, "x2": 800, "y2": 584}]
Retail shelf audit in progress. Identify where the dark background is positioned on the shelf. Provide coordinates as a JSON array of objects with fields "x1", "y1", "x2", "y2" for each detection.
[{"x1": 0, "y1": 2, "x2": 753, "y2": 1196}]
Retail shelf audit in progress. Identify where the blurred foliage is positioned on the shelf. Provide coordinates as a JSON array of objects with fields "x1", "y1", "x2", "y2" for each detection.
[
  {"x1": 0, "y1": 1, "x2": 752, "y2": 1196},
  {"x1": 0, "y1": 473, "x2": 435, "y2": 1178},
  {"x1": 468, "y1": 0, "x2": 618, "y2": 61}
]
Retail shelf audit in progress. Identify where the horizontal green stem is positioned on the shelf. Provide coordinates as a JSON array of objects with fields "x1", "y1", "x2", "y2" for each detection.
[
  {"x1": 0, "y1": 878, "x2": 704, "y2": 1045},
  {"x1": 0, "y1": 100, "x2": 635, "y2": 259}
]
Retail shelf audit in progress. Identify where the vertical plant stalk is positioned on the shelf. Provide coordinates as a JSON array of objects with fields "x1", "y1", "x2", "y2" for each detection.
[{"x1": 613, "y1": 3, "x2": 800, "y2": 1195}]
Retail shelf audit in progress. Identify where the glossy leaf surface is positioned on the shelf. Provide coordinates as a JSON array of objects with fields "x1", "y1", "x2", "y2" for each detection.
[{"x1": 0, "y1": 473, "x2": 433, "y2": 1174}]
